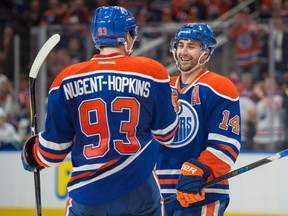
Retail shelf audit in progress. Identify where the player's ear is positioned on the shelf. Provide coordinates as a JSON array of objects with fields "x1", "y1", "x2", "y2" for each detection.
[{"x1": 200, "y1": 49, "x2": 210, "y2": 63}]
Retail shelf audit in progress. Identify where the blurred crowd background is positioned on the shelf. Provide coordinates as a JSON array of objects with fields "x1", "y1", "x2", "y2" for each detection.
[{"x1": 0, "y1": 0, "x2": 288, "y2": 152}]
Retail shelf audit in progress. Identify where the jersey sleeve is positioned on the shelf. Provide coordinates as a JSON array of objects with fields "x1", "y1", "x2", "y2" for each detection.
[
  {"x1": 33, "y1": 71, "x2": 74, "y2": 167},
  {"x1": 151, "y1": 80, "x2": 179, "y2": 145},
  {"x1": 198, "y1": 78, "x2": 241, "y2": 180}
]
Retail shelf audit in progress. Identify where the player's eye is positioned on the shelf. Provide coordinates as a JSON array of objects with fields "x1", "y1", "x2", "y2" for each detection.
[{"x1": 177, "y1": 43, "x2": 184, "y2": 49}]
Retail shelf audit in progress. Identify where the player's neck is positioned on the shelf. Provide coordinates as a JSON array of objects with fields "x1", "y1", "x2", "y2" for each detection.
[
  {"x1": 99, "y1": 46, "x2": 126, "y2": 55},
  {"x1": 181, "y1": 68, "x2": 202, "y2": 84}
]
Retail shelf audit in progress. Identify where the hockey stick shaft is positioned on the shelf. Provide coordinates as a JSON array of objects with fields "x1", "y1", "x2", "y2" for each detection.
[
  {"x1": 29, "y1": 77, "x2": 42, "y2": 216},
  {"x1": 29, "y1": 34, "x2": 60, "y2": 216},
  {"x1": 164, "y1": 149, "x2": 288, "y2": 204}
]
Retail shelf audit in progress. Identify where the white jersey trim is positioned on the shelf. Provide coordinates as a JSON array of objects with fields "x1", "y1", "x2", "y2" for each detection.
[
  {"x1": 37, "y1": 151, "x2": 62, "y2": 167},
  {"x1": 152, "y1": 117, "x2": 179, "y2": 136},
  {"x1": 206, "y1": 146, "x2": 235, "y2": 167},
  {"x1": 39, "y1": 133, "x2": 73, "y2": 151},
  {"x1": 63, "y1": 70, "x2": 170, "y2": 84},
  {"x1": 197, "y1": 82, "x2": 239, "y2": 101},
  {"x1": 155, "y1": 169, "x2": 181, "y2": 175},
  {"x1": 160, "y1": 188, "x2": 229, "y2": 195},
  {"x1": 208, "y1": 133, "x2": 241, "y2": 151}
]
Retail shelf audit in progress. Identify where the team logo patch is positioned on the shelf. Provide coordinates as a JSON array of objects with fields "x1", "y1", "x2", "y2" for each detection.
[{"x1": 168, "y1": 100, "x2": 199, "y2": 148}]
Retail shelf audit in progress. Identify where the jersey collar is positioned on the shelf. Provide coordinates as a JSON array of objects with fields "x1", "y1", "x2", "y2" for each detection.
[
  {"x1": 176, "y1": 68, "x2": 209, "y2": 93},
  {"x1": 91, "y1": 52, "x2": 125, "y2": 60}
]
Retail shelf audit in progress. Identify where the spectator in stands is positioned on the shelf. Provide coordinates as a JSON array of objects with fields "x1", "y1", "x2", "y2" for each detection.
[
  {"x1": 22, "y1": 0, "x2": 43, "y2": 26},
  {"x1": 161, "y1": 8, "x2": 174, "y2": 23},
  {"x1": 183, "y1": 5, "x2": 201, "y2": 22},
  {"x1": 260, "y1": 0, "x2": 288, "y2": 18},
  {"x1": 0, "y1": 107, "x2": 22, "y2": 150},
  {"x1": 16, "y1": 74, "x2": 30, "y2": 144},
  {"x1": 252, "y1": 77, "x2": 285, "y2": 151},
  {"x1": 0, "y1": 74, "x2": 16, "y2": 122},
  {"x1": 272, "y1": 0, "x2": 288, "y2": 18},
  {"x1": 229, "y1": 71, "x2": 256, "y2": 150},
  {"x1": 47, "y1": 47, "x2": 73, "y2": 88},
  {"x1": 281, "y1": 70, "x2": 288, "y2": 148},
  {"x1": 261, "y1": 17, "x2": 288, "y2": 82},
  {"x1": 176, "y1": 0, "x2": 205, "y2": 22},
  {"x1": 171, "y1": 0, "x2": 185, "y2": 21},
  {"x1": 67, "y1": 36, "x2": 85, "y2": 63},
  {"x1": 41, "y1": 0, "x2": 68, "y2": 25},
  {"x1": 64, "y1": 0, "x2": 90, "y2": 24},
  {"x1": 118, "y1": 0, "x2": 141, "y2": 16},
  {"x1": 240, "y1": 73, "x2": 254, "y2": 98},
  {"x1": 228, "y1": 7, "x2": 261, "y2": 83},
  {"x1": 283, "y1": 0, "x2": 288, "y2": 17},
  {"x1": 239, "y1": 75, "x2": 256, "y2": 150},
  {"x1": 204, "y1": 0, "x2": 233, "y2": 20},
  {"x1": 0, "y1": 26, "x2": 14, "y2": 80}
]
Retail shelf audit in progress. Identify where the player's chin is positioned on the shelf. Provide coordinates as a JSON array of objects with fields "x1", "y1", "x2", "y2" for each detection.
[{"x1": 179, "y1": 65, "x2": 193, "y2": 73}]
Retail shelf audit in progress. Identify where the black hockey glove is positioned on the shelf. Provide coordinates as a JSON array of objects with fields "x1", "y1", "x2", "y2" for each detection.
[{"x1": 21, "y1": 135, "x2": 43, "y2": 172}]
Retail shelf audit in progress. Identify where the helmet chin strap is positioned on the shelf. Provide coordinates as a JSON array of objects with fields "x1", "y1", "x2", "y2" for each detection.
[
  {"x1": 173, "y1": 51, "x2": 210, "y2": 74},
  {"x1": 124, "y1": 36, "x2": 137, "y2": 56}
]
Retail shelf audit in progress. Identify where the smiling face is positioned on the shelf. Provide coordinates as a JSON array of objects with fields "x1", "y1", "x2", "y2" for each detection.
[{"x1": 175, "y1": 39, "x2": 207, "y2": 73}]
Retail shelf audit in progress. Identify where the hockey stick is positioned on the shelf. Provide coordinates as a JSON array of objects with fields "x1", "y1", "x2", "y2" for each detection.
[
  {"x1": 29, "y1": 34, "x2": 60, "y2": 216},
  {"x1": 164, "y1": 149, "x2": 288, "y2": 204}
]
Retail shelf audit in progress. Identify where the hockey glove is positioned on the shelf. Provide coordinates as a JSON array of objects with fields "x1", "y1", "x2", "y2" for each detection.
[
  {"x1": 21, "y1": 135, "x2": 43, "y2": 172},
  {"x1": 176, "y1": 190, "x2": 205, "y2": 207},
  {"x1": 172, "y1": 88, "x2": 180, "y2": 113},
  {"x1": 176, "y1": 158, "x2": 210, "y2": 207}
]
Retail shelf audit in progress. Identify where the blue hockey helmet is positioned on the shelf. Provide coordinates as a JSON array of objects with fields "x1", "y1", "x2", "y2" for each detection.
[
  {"x1": 170, "y1": 23, "x2": 217, "y2": 58},
  {"x1": 91, "y1": 6, "x2": 139, "y2": 47}
]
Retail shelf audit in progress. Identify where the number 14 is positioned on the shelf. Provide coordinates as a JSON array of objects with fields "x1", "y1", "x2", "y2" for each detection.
[{"x1": 219, "y1": 110, "x2": 240, "y2": 135}]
